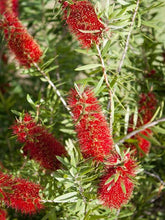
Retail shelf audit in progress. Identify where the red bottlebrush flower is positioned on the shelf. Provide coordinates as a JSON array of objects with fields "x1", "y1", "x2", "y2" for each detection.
[
  {"x1": 0, "y1": 0, "x2": 19, "y2": 17},
  {"x1": 125, "y1": 92, "x2": 157, "y2": 156},
  {"x1": 138, "y1": 92, "x2": 157, "y2": 125},
  {"x1": 12, "y1": 113, "x2": 66, "y2": 171},
  {"x1": 0, "y1": 171, "x2": 44, "y2": 214},
  {"x1": 0, "y1": 209, "x2": 7, "y2": 220},
  {"x1": 62, "y1": 1, "x2": 105, "y2": 48},
  {"x1": 126, "y1": 129, "x2": 152, "y2": 157},
  {"x1": 145, "y1": 69, "x2": 156, "y2": 78},
  {"x1": 1, "y1": 14, "x2": 42, "y2": 67},
  {"x1": 98, "y1": 154, "x2": 137, "y2": 209},
  {"x1": 136, "y1": 129, "x2": 152, "y2": 156},
  {"x1": 67, "y1": 88, "x2": 114, "y2": 162}
]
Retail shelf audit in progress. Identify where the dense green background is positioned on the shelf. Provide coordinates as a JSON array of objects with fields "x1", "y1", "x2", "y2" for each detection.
[{"x1": 0, "y1": 0, "x2": 165, "y2": 219}]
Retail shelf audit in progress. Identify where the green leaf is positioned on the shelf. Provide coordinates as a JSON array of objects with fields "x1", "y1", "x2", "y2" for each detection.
[
  {"x1": 75, "y1": 64, "x2": 102, "y2": 71},
  {"x1": 78, "y1": 29, "x2": 101, "y2": 34},
  {"x1": 26, "y1": 94, "x2": 36, "y2": 109},
  {"x1": 74, "y1": 49, "x2": 96, "y2": 55},
  {"x1": 117, "y1": 0, "x2": 129, "y2": 5},
  {"x1": 114, "y1": 172, "x2": 120, "y2": 183},
  {"x1": 102, "y1": 40, "x2": 111, "y2": 57},
  {"x1": 53, "y1": 192, "x2": 78, "y2": 203},
  {"x1": 107, "y1": 183, "x2": 113, "y2": 191},
  {"x1": 105, "y1": 175, "x2": 115, "y2": 185},
  {"x1": 137, "y1": 13, "x2": 141, "y2": 28},
  {"x1": 152, "y1": 126, "x2": 165, "y2": 134},
  {"x1": 83, "y1": 174, "x2": 98, "y2": 182},
  {"x1": 56, "y1": 156, "x2": 69, "y2": 167},
  {"x1": 41, "y1": 58, "x2": 57, "y2": 69},
  {"x1": 115, "y1": 144, "x2": 121, "y2": 156},
  {"x1": 11, "y1": 109, "x2": 21, "y2": 117},
  {"x1": 120, "y1": 180, "x2": 126, "y2": 194},
  {"x1": 142, "y1": 20, "x2": 158, "y2": 29},
  {"x1": 110, "y1": 77, "x2": 118, "y2": 88},
  {"x1": 94, "y1": 75, "x2": 104, "y2": 95}
]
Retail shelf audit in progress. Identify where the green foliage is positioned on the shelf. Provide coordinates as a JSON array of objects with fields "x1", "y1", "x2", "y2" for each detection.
[{"x1": 0, "y1": 0, "x2": 165, "y2": 219}]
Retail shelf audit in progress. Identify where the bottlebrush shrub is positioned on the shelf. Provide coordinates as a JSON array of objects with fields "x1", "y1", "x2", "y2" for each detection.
[
  {"x1": 0, "y1": 0, "x2": 19, "y2": 17},
  {"x1": 98, "y1": 153, "x2": 138, "y2": 209},
  {"x1": 0, "y1": 13, "x2": 42, "y2": 67},
  {"x1": 0, "y1": 171, "x2": 44, "y2": 214},
  {"x1": 62, "y1": 0, "x2": 105, "y2": 48},
  {"x1": 67, "y1": 88, "x2": 114, "y2": 162},
  {"x1": 0, "y1": 209, "x2": 7, "y2": 220},
  {"x1": 12, "y1": 113, "x2": 66, "y2": 171}
]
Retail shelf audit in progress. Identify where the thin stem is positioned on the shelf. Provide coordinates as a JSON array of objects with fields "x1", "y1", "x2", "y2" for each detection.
[
  {"x1": 116, "y1": 117, "x2": 165, "y2": 145},
  {"x1": 115, "y1": 209, "x2": 120, "y2": 220},
  {"x1": 75, "y1": 176, "x2": 87, "y2": 216},
  {"x1": 144, "y1": 170, "x2": 165, "y2": 186},
  {"x1": 117, "y1": 0, "x2": 140, "y2": 73},
  {"x1": 96, "y1": 44, "x2": 113, "y2": 134},
  {"x1": 33, "y1": 62, "x2": 73, "y2": 116}
]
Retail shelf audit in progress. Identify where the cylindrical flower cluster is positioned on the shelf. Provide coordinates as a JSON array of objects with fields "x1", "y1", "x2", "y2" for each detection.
[
  {"x1": 126, "y1": 92, "x2": 157, "y2": 156},
  {"x1": 12, "y1": 113, "x2": 66, "y2": 171},
  {"x1": 98, "y1": 153, "x2": 137, "y2": 209},
  {"x1": 68, "y1": 88, "x2": 114, "y2": 162},
  {"x1": 0, "y1": 171, "x2": 44, "y2": 214},
  {"x1": 1, "y1": 13, "x2": 42, "y2": 67},
  {"x1": 62, "y1": 1, "x2": 105, "y2": 48}
]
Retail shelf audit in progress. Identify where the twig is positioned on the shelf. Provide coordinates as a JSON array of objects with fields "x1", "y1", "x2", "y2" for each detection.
[
  {"x1": 96, "y1": 44, "x2": 113, "y2": 134},
  {"x1": 117, "y1": 0, "x2": 140, "y2": 73},
  {"x1": 144, "y1": 170, "x2": 165, "y2": 186},
  {"x1": 116, "y1": 117, "x2": 165, "y2": 145},
  {"x1": 75, "y1": 176, "x2": 87, "y2": 216},
  {"x1": 33, "y1": 62, "x2": 73, "y2": 116},
  {"x1": 115, "y1": 209, "x2": 120, "y2": 220}
]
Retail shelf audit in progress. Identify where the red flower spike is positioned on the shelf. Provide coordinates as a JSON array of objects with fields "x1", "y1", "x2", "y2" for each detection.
[
  {"x1": 62, "y1": 1, "x2": 105, "y2": 48},
  {"x1": 0, "y1": 0, "x2": 19, "y2": 17},
  {"x1": 1, "y1": 14, "x2": 42, "y2": 67},
  {"x1": 67, "y1": 88, "x2": 114, "y2": 162},
  {"x1": 12, "y1": 113, "x2": 66, "y2": 171},
  {"x1": 0, "y1": 171, "x2": 44, "y2": 214},
  {"x1": 0, "y1": 209, "x2": 7, "y2": 220},
  {"x1": 126, "y1": 92, "x2": 157, "y2": 157},
  {"x1": 98, "y1": 154, "x2": 137, "y2": 209},
  {"x1": 137, "y1": 92, "x2": 157, "y2": 125}
]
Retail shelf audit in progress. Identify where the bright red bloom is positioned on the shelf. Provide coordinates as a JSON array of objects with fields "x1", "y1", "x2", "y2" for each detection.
[
  {"x1": 126, "y1": 92, "x2": 157, "y2": 156},
  {"x1": 136, "y1": 129, "x2": 152, "y2": 155},
  {"x1": 62, "y1": 1, "x2": 105, "y2": 48},
  {"x1": 67, "y1": 88, "x2": 114, "y2": 162},
  {"x1": 0, "y1": 171, "x2": 44, "y2": 214},
  {"x1": 1, "y1": 14, "x2": 42, "y2": 67},
  {"x1": 12, "y1": 113, "x2": 66, "y2": 171},
  {"x1": 98, "y1": 154, "x2": 137, "y2": 209},
  {"x1": 137, "y1": 92, "x2": 157, "y2": 125},
  {"x1": 0, "y1": 0, "x2": 18, "y2": 17},
  {"x1": 0, "y1": 209, "x2": 7, "y2": 220}
]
